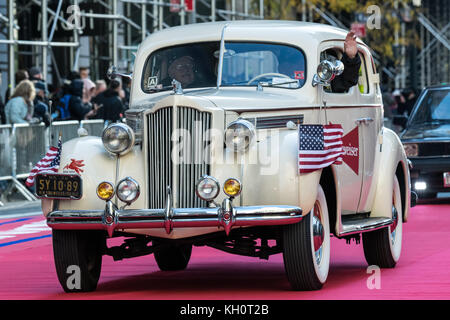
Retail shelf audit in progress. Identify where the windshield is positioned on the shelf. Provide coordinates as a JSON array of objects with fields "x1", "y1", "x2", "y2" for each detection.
[
  {"x1": 142, "y1": 42, "x2": 306, "y2": 93},
  {"x1": 221, "y1": 42, "x2": 306, "y2": 88},
  {"x1": 410, "y1": 88, "x2": 450, "y2": 126},
  {"x1": 142, "y1": 42, "x2": 219, "y2": 93}
]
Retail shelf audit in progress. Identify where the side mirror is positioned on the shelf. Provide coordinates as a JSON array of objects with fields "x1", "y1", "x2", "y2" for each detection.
[
  {"x1": 106, "y1": 65, "x2": 133, "y2": 81},
  {"x1": 312, "y1": 60, "x2": 344, "y2": 87}
]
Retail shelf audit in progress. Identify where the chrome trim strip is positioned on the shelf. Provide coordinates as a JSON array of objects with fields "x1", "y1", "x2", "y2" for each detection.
[
  {"x1": 216, "y1": 23, "x2": 229, "y2": 89},
  {"x1": 244, "y1": 115, "x2": 304, "y2": 129},
  {"x1": 47, "y1": 202, "x2": 302, "y2": 237}
]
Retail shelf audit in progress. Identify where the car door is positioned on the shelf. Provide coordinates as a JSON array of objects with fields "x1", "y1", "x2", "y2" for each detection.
[
  {"x1": 319, "y1": 43, "x2": 364, "y2": 215},
  {"x1": 355, "y1": 47, "x2": 383, "y2": 213}
]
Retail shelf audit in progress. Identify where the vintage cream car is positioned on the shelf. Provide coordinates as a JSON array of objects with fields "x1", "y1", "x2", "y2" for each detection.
[{"x1": 40, "y1": 20, "x2": 412, "y2": 292}]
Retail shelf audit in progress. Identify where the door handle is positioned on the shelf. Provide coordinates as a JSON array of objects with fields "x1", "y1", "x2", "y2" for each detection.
[{"x1": 355, "y1": 117, "x2": 374, "y2": 125}]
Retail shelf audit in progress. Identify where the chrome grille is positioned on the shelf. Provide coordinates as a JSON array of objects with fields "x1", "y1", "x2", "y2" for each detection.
[{"x1": 147, "y1": 106, "x2": 211, "y2": 209}]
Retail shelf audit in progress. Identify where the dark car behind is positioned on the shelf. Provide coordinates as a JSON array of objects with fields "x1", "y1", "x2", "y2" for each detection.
[{"x1": 400, "y1": 84, "x2": 450, "y2": 199}]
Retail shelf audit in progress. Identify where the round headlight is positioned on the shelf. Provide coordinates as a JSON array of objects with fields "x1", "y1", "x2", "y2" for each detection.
[
  {"x1": 97, "y1": 181, "x2": 114, "y2": 201},
  {"x1": 317, "y1": 60, "x2": 335, "y2": 82},
  {"x1": 403, "y1": 143, "x2": 419, "y2": 157},
  {"x1": 195, "y1": 175, "x2": 220, "y2": 201},
  {"x1": 225, "y1": 119, "x2": 255, "y2": 152},
  {"x1": 223, "y1": 178, "x2": 242, "y2": 198},
  {"x1": 116, "y1": 177, "x2": 140, "y2": 204},
  {"x1": 102, "y1": 123, "x2": 135, "y2": 155}
]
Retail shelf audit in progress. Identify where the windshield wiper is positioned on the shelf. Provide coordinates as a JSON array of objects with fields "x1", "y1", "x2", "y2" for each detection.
[{"x1": 256, "y1": 79, "x2": 300, "y2": 89}]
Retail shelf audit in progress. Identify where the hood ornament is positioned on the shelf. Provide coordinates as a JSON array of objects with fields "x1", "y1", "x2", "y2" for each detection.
[{"x1": 172, "y1": 79, "x2": 183, "y2": 95}]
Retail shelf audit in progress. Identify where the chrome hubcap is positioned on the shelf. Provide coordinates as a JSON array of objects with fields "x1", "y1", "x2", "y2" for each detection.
[
  {"x1": 312, "y1": 202, "x2": 324, "y2": 265},
  {"x1": 390, "y1": 198, "x2": 398, "y2": 246}
]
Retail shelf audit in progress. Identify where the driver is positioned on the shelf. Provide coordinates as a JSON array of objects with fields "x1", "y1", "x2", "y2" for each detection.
[{"x1": 167, "y1": 55, "x2": 196, "y2": 88}]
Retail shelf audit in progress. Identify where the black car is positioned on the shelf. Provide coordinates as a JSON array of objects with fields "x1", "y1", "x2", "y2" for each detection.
[{"x1": 399, "y1": 84, "x2": 450, "y2": 199}]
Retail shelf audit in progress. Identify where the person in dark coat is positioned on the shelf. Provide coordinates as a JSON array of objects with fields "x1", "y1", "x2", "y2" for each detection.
[
  {"x1": 92, "y1": 79, "x2": 124, "y2": 123},
  {"x1": 33, "y1": 81, "x2": 51, "y2": 127},
  {"x1": 322, "y1": 31, "x2": 362, "y2": 93},
  {"x1": 68, "y1": 78, "x2": 95, "y2": 121}
]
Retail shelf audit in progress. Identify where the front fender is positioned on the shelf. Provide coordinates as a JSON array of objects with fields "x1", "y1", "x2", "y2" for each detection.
[
  {"x1": 370, "y1": 128, "x2": 410, "y2": 221},
  {"x1": 55, "y1": 136, "x2": 145, "y2": 212}
]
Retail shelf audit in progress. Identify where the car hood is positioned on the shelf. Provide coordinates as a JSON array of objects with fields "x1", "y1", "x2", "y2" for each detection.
[
  {"x1": 401, "y1": 123, "x2": 450, "y2": 141},
  {"x1": 132, "y1": 87, "x2": 314, "y2": 112}
]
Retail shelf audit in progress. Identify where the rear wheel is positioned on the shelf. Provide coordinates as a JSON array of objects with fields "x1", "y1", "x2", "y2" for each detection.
[
  {"x1": 283, "y1": 185, "x2": 330, "y2": 290},
  {"x1": 363, "y1": 176, "x2": 403, "y2": 268},
  {"x1": 52, "y1": 230, "x2": 105, "y2": 292},
  {"x1": 153, "y1": 240, "x2": 192, "y2": 271}
]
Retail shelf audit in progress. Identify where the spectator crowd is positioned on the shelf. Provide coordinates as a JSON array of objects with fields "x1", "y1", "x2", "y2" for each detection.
[
  {"x1": 382, "y1": 86, "x2": 419, "y2": 132},
  {"x1": 0, "y1": 66, "x2": 130, "y2": 126}
]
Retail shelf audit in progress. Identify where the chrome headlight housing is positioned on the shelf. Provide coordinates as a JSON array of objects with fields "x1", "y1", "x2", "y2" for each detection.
[
  {"x1": 102, "y1": 123, "x2": 135, "y2": 155},
  {"x1": 225, "y1": 119, "x2": 256, "y2": 152},
  {"x1": 116, "y1": 177, "x2": 140, "y2": 204},
  {"x1": 195, "y1": 175, "x2": 220, "y2": 201}
]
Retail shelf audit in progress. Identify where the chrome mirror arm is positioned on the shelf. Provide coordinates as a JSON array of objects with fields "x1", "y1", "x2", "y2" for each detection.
[{"x1": 107, "y1": 65, "x2": 133, "y2": 81}]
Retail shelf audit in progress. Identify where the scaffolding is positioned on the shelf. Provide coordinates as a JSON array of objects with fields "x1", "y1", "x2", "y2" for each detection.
[
  {"x1": 0, "y1": 0, "x2": 264, "y2": 95},
  {"x1": 0, "y1": 0, "x2": 448, "y2": 97}
]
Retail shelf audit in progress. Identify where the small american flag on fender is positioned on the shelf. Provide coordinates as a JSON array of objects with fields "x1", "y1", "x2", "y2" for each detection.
[
  {"x1": 298, "y1": 123, "x2": 344, "y2": 174},
  {"x1": 26, "y1": 136, "x2": 62, "y2": 187}
]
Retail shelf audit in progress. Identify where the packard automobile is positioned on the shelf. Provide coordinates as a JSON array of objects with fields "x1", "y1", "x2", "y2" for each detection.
[
  {"x1": 40, "y1": 21, "x2": 411, "y2": 292},
  {"x1": 400, "y1": 84, "x2": 450, "y2": 199}
]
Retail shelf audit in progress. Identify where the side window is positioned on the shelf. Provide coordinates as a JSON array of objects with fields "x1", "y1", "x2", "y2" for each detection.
[
  {"x1": 320, "y1": 47, "x2": 344, "y2": 94},
  {"x1": 320, "y1": 47, "x2": 367, "y2": 95},
  {"x1": 358, "y1": 51, "x2": 369, "y2": 94}
]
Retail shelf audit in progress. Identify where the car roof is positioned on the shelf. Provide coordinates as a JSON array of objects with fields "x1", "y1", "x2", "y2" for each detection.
[{"x1": 138, "y1": 20, "x2": 360, "y2": 52}]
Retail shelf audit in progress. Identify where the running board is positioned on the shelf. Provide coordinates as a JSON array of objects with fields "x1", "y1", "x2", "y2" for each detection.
[{"x1": 340, "y1": 216, "x2": 393, "y2": 237}]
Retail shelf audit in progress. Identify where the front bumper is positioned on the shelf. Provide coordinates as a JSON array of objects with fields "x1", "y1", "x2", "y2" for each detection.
[
  {"x1": 47, "y1": 195, "x2": 302, "y2": 237},
  {"x1": 410, "y1": 157, "x2": 450, "y2": 194}
]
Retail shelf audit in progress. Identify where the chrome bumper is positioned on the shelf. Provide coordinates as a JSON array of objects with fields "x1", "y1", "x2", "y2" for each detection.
[{"x1": 47, "y1": 198, "x2": 302, "y2": 237}]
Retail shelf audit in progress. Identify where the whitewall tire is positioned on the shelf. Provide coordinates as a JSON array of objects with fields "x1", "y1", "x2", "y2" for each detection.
[{"x1": 283, "y1": 185, "x2": 330, "y2": 290}]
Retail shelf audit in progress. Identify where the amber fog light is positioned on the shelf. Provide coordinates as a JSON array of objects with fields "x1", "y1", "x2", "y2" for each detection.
[
  {"x1": 196, "y1": 175, "x2": 220, "y2": 201},
  {"x1": 223, "y1": 178, "x2": 242, "y2": 198},
  {"x1": 403, "y1": 143, "x2": 419, "y2": 157},
  {"x1": 116, "y1": 177, "x2": 140, "y2": 204},
  {"x1": 97, "y1": 182, "x2": 114, "y2": 201}
]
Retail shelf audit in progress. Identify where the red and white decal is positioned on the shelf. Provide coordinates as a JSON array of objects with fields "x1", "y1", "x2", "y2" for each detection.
[
  {"x1": 63, "y1": 159, "x2": 85, "y2": 174},
  {"x1": 341, "y1": 126, "x2": 359, "y2": 175},
  {"x1": 294, "y1": 71, "x2": 305, "y2": 80}
]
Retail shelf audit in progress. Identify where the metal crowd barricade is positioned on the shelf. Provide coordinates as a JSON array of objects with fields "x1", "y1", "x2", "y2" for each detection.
[
  {"x1": 80, "y1": 119, "x2": 106, "y2": 138},
  {"x1": 0, "y1": 119, "x2": 105, "y2": 206},
  {"x1": 0, "y1": 125, "x2": 13, "y2": 180},
  {"x1": 49, "y1": 120, "x2": 81, "y2": 146}
]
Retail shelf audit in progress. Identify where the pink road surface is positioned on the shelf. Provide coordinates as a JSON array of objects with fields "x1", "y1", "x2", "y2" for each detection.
[{"x1": 0, "y1": 204, "x2": 449, "y2": 300}]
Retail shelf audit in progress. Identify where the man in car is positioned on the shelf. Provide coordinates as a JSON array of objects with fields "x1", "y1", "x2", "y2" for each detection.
[{"x1": 327, "y1": 31, "x2": 361, "y2": 93}]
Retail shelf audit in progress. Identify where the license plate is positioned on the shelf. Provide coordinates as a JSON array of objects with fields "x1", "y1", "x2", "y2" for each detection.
[
  {"x1": 35, "y1": 173, "x2": 82, "y2": 199},
  {"x1": 444, "y1": 172, "x2": 450, "y2": 188}
]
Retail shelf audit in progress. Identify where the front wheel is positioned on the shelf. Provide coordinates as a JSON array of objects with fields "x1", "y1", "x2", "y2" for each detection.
[
  {"x1": 52, "y1": 230, "x2": 105, "y2": 292},
  {"x1": 363, "y1": 176, "x2": 403, "y2": 268},
  {"x1": 283, "y1": 185, "x2": 330, "y2": 290}
]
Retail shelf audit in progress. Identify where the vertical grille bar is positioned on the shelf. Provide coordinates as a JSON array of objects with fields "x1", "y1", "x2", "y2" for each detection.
[{"x1": 147, "y1": 106, "x2": 211, "y2": 209}]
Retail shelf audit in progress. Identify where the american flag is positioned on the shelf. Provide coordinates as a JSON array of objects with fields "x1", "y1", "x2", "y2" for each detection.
[
  {"x1": 26, "y1": 136, "x2": 62, "y2": 187},
  {"x1": 298, "y1": 124, "x2": 344, "y2": 174}
]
